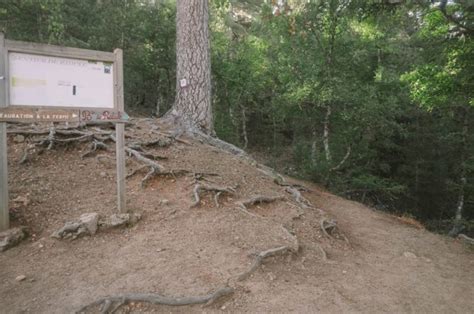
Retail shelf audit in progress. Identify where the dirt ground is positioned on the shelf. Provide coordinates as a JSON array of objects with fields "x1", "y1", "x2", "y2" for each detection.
[{"x1": 0, "y1": 119, "x2": 473, "y2": 313}]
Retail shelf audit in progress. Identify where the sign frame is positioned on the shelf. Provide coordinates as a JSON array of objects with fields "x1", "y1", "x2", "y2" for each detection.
[{"x1": 0, "y1": 33, "x2": 127, "y2": 231}]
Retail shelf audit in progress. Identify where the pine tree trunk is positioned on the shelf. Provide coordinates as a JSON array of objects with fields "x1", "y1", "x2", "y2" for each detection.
[
  {"x1": 323, "y1": 104, "x2": 332, "y2": 163},
  {"x1": 311, "y1": 125, "x2": 318, "y2": 167},
  {"x1": 169, "y1": 0, "x2": 213, "y2": 134},
  {"x1": 449, "y1": 111, "x2": 469, "y2": 236}
]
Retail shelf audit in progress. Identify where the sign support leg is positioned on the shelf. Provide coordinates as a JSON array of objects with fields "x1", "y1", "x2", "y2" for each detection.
[
  {"x1": 0, "y1": 122, "x2": 8, "y2": 231},
  {"x1": 116, "y1": 122, "x2": 126, "y2": 213},
  {"x1": 0, "y1": 33, "x2": 8, "y2": 231}
]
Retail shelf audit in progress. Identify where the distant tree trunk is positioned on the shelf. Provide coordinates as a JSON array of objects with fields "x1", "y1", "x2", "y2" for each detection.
[
  {"x1": 449, "y1": 111, "x2": 469, "y2": 236},
  {"x1": 241, "y1": 106, "x2": 248, "y2": 149},
  {"x1": 168, "y1": 0, "x2": 213, "y2": 134},
  {"x1": 311, "y1": 126, "x2": 318, "y2": 167},
  {"x1": 323, "y1": 104, "x2": 332, "y2": 163}
]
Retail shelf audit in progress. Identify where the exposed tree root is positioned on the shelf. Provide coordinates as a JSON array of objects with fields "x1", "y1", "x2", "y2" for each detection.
[
  {"x1": 141, "y1": 167, "x2": 158, "y2": 188},
  {"x1": 191, "y1": 183, "x2": 236, "y2": 208},
  {"x1": 46, "y1": 124, "x2": 56, "y2": 150},
  {"x1": 124, "y1": 147, "x2": 165, "y2": 172},
  {"x1": 285, "y1": 187, "x2": 313, "y2": 210},
  {"x1": 9, "y1": 127, "x2": 113, "y2": 162},
  {"x1": 76, "y1": 286, "x2": 234, "y2": 314},
  {"x1": 281, "y1": 224, "x2": 300, "y2": 253},
  {"x1": 8, "y1": 128, "x2": 112, "y2": 137},
  {"x1": 316, "y1": 244, "x2": 328, "y2": 261},
  {"x1": 458, "y1": 234, "x2": 474, "y2": 245},
  {"x1": 272, "y1": 175, "x2": 309, "y2": 191},
  {"x1": 320, "y1": 218, "x2": 337, "y2": 239},
  {"x1": 237, "y1": 205, "x2": 264, "y2": 219},
  {"x1": 320, "y1": 218, "x2": 350, "y2": 244},
  {"x1": 237, "y1": 246, "x2": 291, "y2": 281},
  {"x1": 129, "y1": 137, "x2": 173, "y2": 148},
  {"x1": 81, "y1": 140, "x2": 108, "y2": 159},
  {"x1": 192, "y1": 130, "x2": 248, "y2": 158},
  {"x1": 126, "y1": 165, "x2": 148, "y2": 179},
  {"x1": 214, "y1": 191, "x2": 223, "y2": 207},
  {"x1": 19, "y1": 145, "x2": 41, "y2": 164},
  {"x1": 237, "y1": 195, "x2": 284, "y2": 210}
]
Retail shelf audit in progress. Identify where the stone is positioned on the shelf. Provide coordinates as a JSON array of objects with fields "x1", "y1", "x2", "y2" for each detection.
[
  {"x1": 15, "y1": 275, "x2": 26, "y2": 282},
  {"x1": 79, "y1": 213, "x2": 99, "y2": 235},
  {"x1": 99, "y1": 172, "x2": 107, "y2": 178},
  {"x1": 99, "y1": 213, "x2": 142, "y2": 229},
  {"x1": 160, "y1": 199, "x2": 170, "y2": 206},
  {"x1": 13, "y1": 135, "x2": 25, "y2": 143},
  {"x1": 0, "y1": 228, "x2": 27, "y2": 252},
  {"x1": 51, "y1": 212, "x2": 99, "y2": 239}
]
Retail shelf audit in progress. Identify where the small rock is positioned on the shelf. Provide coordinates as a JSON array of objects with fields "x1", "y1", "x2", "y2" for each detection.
[
  {"x1": 403, "y1": 251, "x2": 417, "y2": 259},
  {"x1": 342, "y1": 270, "x2": 347, "y2": 274},
  {"x1": 79, "y1": 213, "x2": 99, "y2": 235},
  {"x1": 221, "y1": 305, "x2": 226, "y2": 310},
  {"x1": 100, "y1": 171, "x2": 107, "y2": 178},
  {"x1": 0, "y1": 227, "x2": 27, "y2": 252},
  {"x1": 99, "y1": 213, "x2": 141, "y2": 229},
  {"x1": 13, "y1": 135, "x2": 25, "y2": 143},
  {"x1": 160, "y1": 199, "x2": 170, "y2": 206},
  {"x1": 15, "y1": 275, "x2": 26, "y2": 282},
  {"x1": 51, "y1": 213, "x2": 99, "y2": 239}
]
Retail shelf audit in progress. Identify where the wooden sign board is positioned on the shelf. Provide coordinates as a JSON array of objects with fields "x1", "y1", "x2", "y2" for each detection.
[
  {"x1": 9, "y1": 52, "x2": 115, "y2": 109},
  {"x1": 0, "y1": 107, "x2": 129, "y2": 123},
  {"x1": 0, "y1": 108, "x2": 80, "y2": 122},
  {"x1": 0, "y1": 33, "x2": 127, "y2": 231}
]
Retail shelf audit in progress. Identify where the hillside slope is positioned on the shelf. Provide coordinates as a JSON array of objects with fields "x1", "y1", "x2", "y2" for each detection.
[{"x1": 0, "y1": 119, "x2": 473, "y2": 313}]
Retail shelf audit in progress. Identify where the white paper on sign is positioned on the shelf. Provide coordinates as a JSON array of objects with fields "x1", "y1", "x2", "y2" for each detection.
[{"x1": 8, "y1": 52, "x2": 114, "y2": 109}]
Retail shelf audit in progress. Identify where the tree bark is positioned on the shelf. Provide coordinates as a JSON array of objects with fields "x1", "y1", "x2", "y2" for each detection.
[
  {"x1": 311, "y1": 125, "x2": 318, "y2": 167},
  {"x1": 323, "y1": 104, "x2": 332, "y2": 163},
  {"x1": 169, "y1": 0, "x2": 213, "y2": 134},
  {"x1": 241, "y1": 106, "x2": 248, "y2": 149},
  {"x1": 449, "y1": 111, "x2": 469, "y2": 236}
]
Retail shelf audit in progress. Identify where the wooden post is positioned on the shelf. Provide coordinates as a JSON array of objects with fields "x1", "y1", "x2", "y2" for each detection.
[
  {"x1": 114, "y1": 48, "x2": 126, "y2": 213},
  {"x1": 0, "y1": 33, "x2": 9, "y2": 231}
]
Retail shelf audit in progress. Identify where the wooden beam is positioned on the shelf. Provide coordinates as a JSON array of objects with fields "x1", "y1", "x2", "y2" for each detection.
[
  {"x1": 5, "y1": 39, "x2": 115, "y2": 62},
  {"x1": 114, "y1": 48, "x2": 126, "y2": 213},
  {"x1": 0, "y1": 33, "x2": 9, "y2": 231}
]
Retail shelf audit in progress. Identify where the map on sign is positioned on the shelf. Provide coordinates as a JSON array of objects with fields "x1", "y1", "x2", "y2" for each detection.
[{"x1": 8, "y1": 52, "x2": 114, "y2": 109}]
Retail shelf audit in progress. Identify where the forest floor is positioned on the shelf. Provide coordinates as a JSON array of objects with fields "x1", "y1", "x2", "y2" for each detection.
[{"x1": 0, "y1": 119, "x2": 473, "y2": 313}]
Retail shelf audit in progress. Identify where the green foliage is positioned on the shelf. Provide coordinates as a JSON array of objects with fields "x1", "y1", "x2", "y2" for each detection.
[
  {"x1": 211, "y1": 0, "x2": 473, "y2": 233},
  {"x1": 0, "y1": 0, "x2": 176, "y2": 114}
]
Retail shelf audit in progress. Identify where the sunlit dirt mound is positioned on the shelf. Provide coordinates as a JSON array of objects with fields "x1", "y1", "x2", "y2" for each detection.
[{"x1": 1, "y1": 118, "x2": 473, "y2": 313}]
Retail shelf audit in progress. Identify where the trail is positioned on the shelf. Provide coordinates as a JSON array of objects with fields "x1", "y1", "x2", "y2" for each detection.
[{"x1": 0, "y1": 120, "x2": 472, "y2": 313}]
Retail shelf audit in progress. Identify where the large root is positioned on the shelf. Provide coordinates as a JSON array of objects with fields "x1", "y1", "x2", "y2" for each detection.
[
  {"x1": 458, "y1": 234, "x2": 474, "y2": 245},
  {"x1": 320, "y1": 218, "x2": 350, "y2": 244},
  {"x1": 237, "y1": 195, "x2": 284, "y2": 210},
  {"x1": 76, "y1": 286, "x2": 234, "y2": 314},
  {"x1": 237, "y1": 246, "x2": 291, "y2": 281},
  {"x1": 285, "y1": 187, "x2": 313, "y2": 210},
  {"x1": 191, "y1": 183, "x2": 236, "y2": 208}
]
